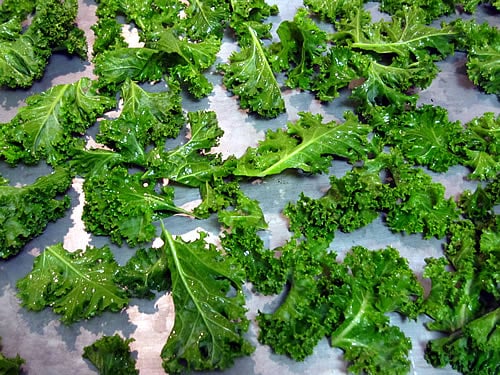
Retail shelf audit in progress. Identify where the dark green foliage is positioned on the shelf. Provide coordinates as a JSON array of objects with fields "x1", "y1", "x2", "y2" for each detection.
[
  {"x1": 0, "y1": 168, "x2": 71, "y2": 259},
  {"x1": 83, "y1": 334, "x2": 139, "y2": 375}
]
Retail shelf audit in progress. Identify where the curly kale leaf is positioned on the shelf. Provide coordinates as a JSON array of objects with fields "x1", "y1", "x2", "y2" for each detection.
[
  {"x1": 425, "y1": 308, "x2": 500, "y2": 375},
  {"x1": 95, "y1": 78, "x2": 184, "y2": 165},
  {"x1": 346, "y1": 7, "x2": 455, "y2": 59},
  {"x1": 285, "y1": 161, "x2": 384, "y2": 242},
  {"x1": 0, "y1": 0, "x2": 35, "y2": 23},
  {"x1": 311, "y1": 47, "x2": 364, "y2": 102},
  {"x1": 115, "y1": 246, "x2": 170, "y2": 299},
  {"x1": 423, "y1": 219, "x2": 500, "y2": 374},
  {"x1": 220, "y1": 25, "x2": 285, "y2": 118},
  {"x1": 452, "y1": 19, "x2": 500, "y2": 96},
  {"x1": 257, "y1": 239, "x2": 333, "y2": 361},
  {"x1": 94, "y1": 48, "x2": 166, "y2": 93},
  {"x1": 91, "y1": 17, "x2": 127, "y2": 56},
  {"x1": 0, "y1": 168, "x2": 71, "y2": 259},
  {"x1": 193, "y1": 178, "x2": 242, "y2": 218},
  {"x1": 383, "y1": 159, "x2": 460, "y2": 238},
  {"x1": 457, "y1": 112, "x2": 500, "y2": 180},
  {"x1": 269, "y1": 8, "x2": 328, "y2": 91},
  {"x1": 234, "y1": 112, "x2": 373, "y2": 177},
  {"x1": 378, "y1": 0, "x2": 456, "y2": 22},
  {"x1": 16, "y1": 243, "x2": 128, "y2": 324},
  {"x1": 257, "y1": 243, "x2": 422, "y2": 371},
  {"x1": 148, "y1": 29, "x2": 220, "y2": 98},
  {"x1": 0, "y1": 337, "x2": 25, "y2": 375},
  {"x1": 1, "y1": 77, "x2": 115, "y2": 166},
  {"x1": 146, "y1": 111, "x2": 230, "y2": 187},
  {"x1": 82, "y1": 166, "x2": 193, "y2": 246},
  {"x1": 0, "y1": 0, "x2": 86, "y2": 88},
  {"x1": 0, "y1": 29, "x2": 49, "y2": 89},
  {"x1": 331, "y1": 7, "x2": 455, "y2": 109},
  {"x1": 385, "y1": 105, "x2": 464, "y2": 172},
  {"x1": 218, "y1": 186, "x2": 267, "y2": 230},
  {"x1": 221, "y1": 226, "x2": 286, "y2": 295},
  {"x1": 83, "y1": 334, "x2": 138, "y2": 375},
  {"x1": 326, "y1": 246, "x2": 423, "y2": 374},
  {"x1": 229, "y1": 0, "x2": 279, "y2": 42},
  {"x1": 303, "y1": 0, "x2": 365, "y2": 24},
  {"x1": 178, "y1": 0, "x2": 229, "y2": 40},
  {"x1": 159, "y1": 226, "x2": 254, "y2": 373}
]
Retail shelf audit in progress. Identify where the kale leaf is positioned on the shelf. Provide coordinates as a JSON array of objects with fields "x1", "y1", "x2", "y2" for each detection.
[
  {"x1": 83, "y1": 334, "x2": 139, "y2": 375},
  {"x1": 0, "y1": 337, "x2": 24, "y2": 375},
  {"x1": 16, "y1": 243, "x2": 129, "y2": 324},
  {"x1": 234, "y1": 112, "x2": 373, "y2": 177},
  {"x1": 82, "y1": 166, "x2": 193, "y2": 246},
  {"x1": 0, "y1": 0, "x2": 87, "y2": 88},
  {"x1": 159, "y1": 226, "x2": 254, "y2": 373},
  {"x1": 452, "y1": 18, "x2": 500, "y2": 96},
  {"x1": 423, "y1": 218, "x2": 500, "y2": 375},
  {"x1": 220, "y1": 25, "x2": 285, "y2": 118},
  {"x1": 0, "y1": 168, "x2": 71, "y2": 259},
  {"x1": 1, "y1": 78, "x2": 115, "y2": 166}
]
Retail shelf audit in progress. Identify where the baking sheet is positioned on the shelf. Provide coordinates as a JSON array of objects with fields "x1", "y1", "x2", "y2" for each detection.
[{"x1": 0, "y1": 1, "x2": 499, "y2": 374}]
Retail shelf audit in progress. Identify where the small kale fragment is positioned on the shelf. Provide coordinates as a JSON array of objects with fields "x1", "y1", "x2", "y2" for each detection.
[
  {"x1": 83, "y1": 334, "x2": 138, "y2": 375},
  {"x1": 0, "y1": 337, "x2": 24, "y2": 375}
]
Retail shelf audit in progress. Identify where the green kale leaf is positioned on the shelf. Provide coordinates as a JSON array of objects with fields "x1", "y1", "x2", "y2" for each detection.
[
  {"x1": 326, "y1": 246, "x2": 422, "y2": 374},
  {"x1": 383, "y1": 156, "x2": 460, "y2": 238},
  {"x1": 0, "y1": 0, "x2": 87, "y2": 88},
  {"x1": 269, "y1": 7, "x2": 328, "y2": 91},
  {"x1": 303, "y1": 0, "x2": 365, "y2": 24},
  {"x1": 115, "y1": 246, "x2": 170, "y2": 299},
  {"x1": 452, "y1": 19, "x2": 500, "y2": 96},
  {"x1": 147, "y1": 29, "x2": 221, "y2": 98},
  {"x1": 257, "y1": 239, "x2": 332, "y2": 361},
  {"x1": 229, "y1": 0, "x2": 279, "y2": 42},
  {"x1": 16, "y1": 243, "x2": 129, "y2": 324},
  {"x1": 423, "y1": 218, "x2": 500, "y2": 374},
  {"x1": 0, "y1": 337, "x2": 24, "y2": 375},
  {"x1": 221, "y1": 226, "x2": 286, "y2": 295},
  {"x1": 0, "y1": 168, "x2": 71, "y2": 259},
  {"x1": 285, "y1": 160, "x2": 384, "y2": 242},
  {"x1": 1, "y1": 77, "x2": 115, "y2": 166},
  {"x1": 83, "y1": 334, "x2": 139, "y2": 375},
  {"x1": 384, "y1": 105, "x2": 464, "y2": 172},
  {"x1": 95, "y1": 78, "x2": 184, "y2": 166},
  {"x1": 234, "y1": 112, "x2": 373, "y2": 177},
  {"x1": 94, "y1": 48, "x2": 166, "y2": 93},
  {"x1": 178, "y1": 0, "x2": 229, "y2": 40},
  {"x1": 220, "y1": 25, "x2": 285, "y2": 118},
  {"x1": 82, "y1": 166, "x2": 193, "y2": 246},
  {"x1": 159, "y1": 226, "x2": 254, "y2": 373},
  {"x1": 378, "y1": 0, "x2": 456, "y2": 22},
  {"x1": 456, "y1": 112, "x2": 500, "y2": 180},
  {"x1": 311, "y1": 47, "x2": 364, "y2": 102},
  {"x1": 146, "y1": 111, "x2": 230, "y2": 187},
  {"x1": 257, "y1": 243, "x2": 423, "y2": 372},
  {"x1": 0, "y1": 0, "x2": 35, "y2": 23}
]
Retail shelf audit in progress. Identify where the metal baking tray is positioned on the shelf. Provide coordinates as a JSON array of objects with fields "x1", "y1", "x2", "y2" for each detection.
[{"x1": 0, "y1": 1, "x2": 498, "y2": 374}]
